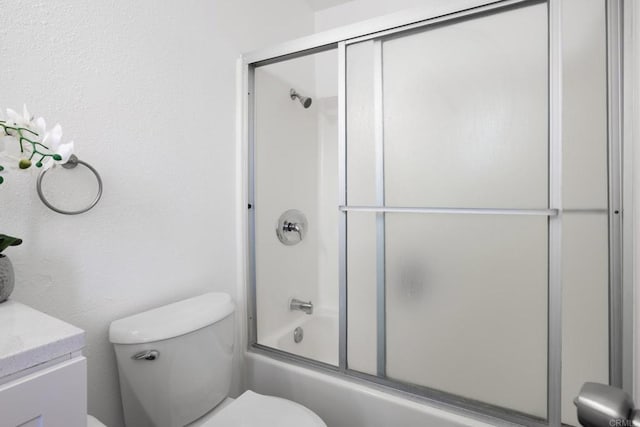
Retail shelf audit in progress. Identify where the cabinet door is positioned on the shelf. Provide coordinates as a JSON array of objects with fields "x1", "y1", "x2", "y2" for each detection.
[{"x1": 0, "y1": 357, "x2": 87, "y2": 427}]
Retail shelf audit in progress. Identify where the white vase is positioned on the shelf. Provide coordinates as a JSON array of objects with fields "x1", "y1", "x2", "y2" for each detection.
[{"x1": 0, "y1": 255, "x2": 15, "y2": 303}]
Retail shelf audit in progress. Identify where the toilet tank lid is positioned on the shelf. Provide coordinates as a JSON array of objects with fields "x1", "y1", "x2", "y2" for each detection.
[{"x1": 109, "y1": 292, "x2": 234, "y2": 344}]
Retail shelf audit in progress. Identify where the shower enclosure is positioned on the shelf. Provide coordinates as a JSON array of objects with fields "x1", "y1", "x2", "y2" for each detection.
[{"x1": 243, "y1": 1, "x2": 629, "y2": 426}]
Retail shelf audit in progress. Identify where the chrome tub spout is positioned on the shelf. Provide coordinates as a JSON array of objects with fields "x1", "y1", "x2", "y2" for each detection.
[{"x1": 290, "y1": 298, "x2": 313, "y2": 315}]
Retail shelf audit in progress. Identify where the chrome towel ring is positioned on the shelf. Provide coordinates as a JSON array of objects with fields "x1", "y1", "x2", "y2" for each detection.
[{"x1": 36, "y1": 154, "x2": 103, "y2": 215}]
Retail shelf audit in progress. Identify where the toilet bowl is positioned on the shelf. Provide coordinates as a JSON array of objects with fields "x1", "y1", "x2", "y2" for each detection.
[
  {"x1": 87, "y1": 415, "x2": 106, "y2": 427},
  {"x1": 188, "y1": 390, "x2": 325, "y2": 427},
  {"x1": 109, "y1": 292, "x2": 327, "y2": 427}
]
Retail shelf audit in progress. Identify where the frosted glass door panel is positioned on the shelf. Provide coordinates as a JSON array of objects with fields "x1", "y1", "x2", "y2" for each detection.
[
  {"x1": 385, "y1": 214, "x2": 548, "y2": 417},
  {"x1": 253, "y1": 49, "x2": 339, "y2": 366},
  {"x1": 346, "y1": 40, "x2": 377, "y2": 206},
  {"x1": 561, "y1": 213, "x2": 609, "y2": 426},
  {"x1": 382, "y1": 3, "x2": 548, "y2": 208},
  {"x1": 561, "y1": 0, "x2": 608, "y2": 211},
  {"x1": 560, "y1": 1, "x2": 609, "y2": 425},
  {"x1": 346, "y1": 212, "x2": 377, "y2": 375},
  {"x1": 254, "y1": 56, "x2": 319, "y2": 346}
]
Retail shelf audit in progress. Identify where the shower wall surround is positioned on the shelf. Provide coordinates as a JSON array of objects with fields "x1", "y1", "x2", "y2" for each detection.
[
  {"x1": 0, "y1": 1, "x2": 317, "y2": 426},
  {"x1": 253, "y1": 49, "x2": 340, "y2": 365}
]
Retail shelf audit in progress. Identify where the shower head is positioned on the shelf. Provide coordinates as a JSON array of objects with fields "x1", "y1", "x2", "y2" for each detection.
[{"x1": 290, "y1": 88, "x2": 312, "y2": 109}]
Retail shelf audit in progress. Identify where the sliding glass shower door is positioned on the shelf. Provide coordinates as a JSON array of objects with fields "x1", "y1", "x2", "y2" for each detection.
[
  {"x1": 252, "y1": 48, "x2": 340, "y2": 365},
  {"x1": 249, "y1": 1, "x2": 613, "y2": 425},
  {"x1": 345, "y1": 2, "x2": 549, "y2": 418},
  {"x1": 342, "y1": 1, "x2": 610, "y2": 424}
]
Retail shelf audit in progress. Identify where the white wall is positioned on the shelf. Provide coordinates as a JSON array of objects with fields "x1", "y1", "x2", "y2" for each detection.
[{"x1": 0, "y1": 2, "x2": 314, "y2": 426}]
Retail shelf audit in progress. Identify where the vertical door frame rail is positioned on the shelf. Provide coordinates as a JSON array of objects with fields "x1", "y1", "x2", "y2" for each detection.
[
  {"x1": 338, "y1": 41, "x2": 348, "y2": 373},
  {"x1": 606, "y1": 0, "x2": 624, "y2": 391},
  {"x1": 548, "y1": 2, "x2": 562, "y2": 426},
  {"x1": 372, "y1": 39, "x2": 387, "y2": 379},
  {"x1": 243, "y1": 1, "x2": 628, "y2": 426}
]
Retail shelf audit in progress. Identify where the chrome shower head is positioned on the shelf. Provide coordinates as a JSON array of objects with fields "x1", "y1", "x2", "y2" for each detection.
[{"x1": 290, "y1": 88, "x2": 312, "y2": 109}]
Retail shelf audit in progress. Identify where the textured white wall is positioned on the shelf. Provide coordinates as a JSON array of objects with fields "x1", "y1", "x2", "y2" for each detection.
[{"x1": 0, "y1": 1, "x2": 313, "y2": 426}]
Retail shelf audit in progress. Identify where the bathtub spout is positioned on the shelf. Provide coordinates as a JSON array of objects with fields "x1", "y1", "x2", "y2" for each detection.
[{"x1": 290, "y1": 298, "x2": 313, "y2": 315}]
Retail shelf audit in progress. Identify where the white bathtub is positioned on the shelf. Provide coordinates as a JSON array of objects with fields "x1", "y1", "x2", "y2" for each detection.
[
  {"x1": 245, "y1": 352, "x2": 500, "y2": 427},
  {"x1": 247, "y1": 312, "x2": 501, "y2": 427},
  {"x1": 260, "y1": 311, "x2": 338, "y2": 366}
]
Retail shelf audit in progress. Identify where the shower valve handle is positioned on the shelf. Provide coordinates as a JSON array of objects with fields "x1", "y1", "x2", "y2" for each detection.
[
  {"x1": 276, "y1": 209, "x2": 307, "y2": 246},
  {"x1": 283, "y1": 221, "x2": 302, "y2": 239}
]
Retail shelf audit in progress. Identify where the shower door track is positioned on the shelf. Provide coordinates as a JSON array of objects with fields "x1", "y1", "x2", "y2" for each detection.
[
  {"x1": 338, "y1": 206, "x2": 559, "y2": 216},
  {"x1": 242, "y1": 0, "x2": 628, "y2": 426}
]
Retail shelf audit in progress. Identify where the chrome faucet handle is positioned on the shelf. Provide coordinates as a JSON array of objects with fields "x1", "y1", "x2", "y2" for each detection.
[
  {"x1": 276, "y1": 210, "x2": 307, "y2": 245},
  {"x1": 283, "y1": 221, "x2": 302, "y2": 240}
]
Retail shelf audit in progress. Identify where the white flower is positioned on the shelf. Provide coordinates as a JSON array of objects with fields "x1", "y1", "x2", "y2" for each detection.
[
  {"x1": 6, "y1": 105, "x2": 34, "y2": 128},
  {"x1": 35, "y1": 117, "x2": 46, "y2": 136},
  {"x1": 0, "y1": 137, "x2": 29, "y2": 170},
  {"x1": 55, "y1": 140, "x2": 74, "y2": 163},
  {"x1": 43, "y1": 123, "x2": 62, "y2": 148},
  {"x1": 41, "y1": 123, "x2": 74, "y2": 168},
  {"x1": 0, "y1": 105, "x2": 78, "y2": 179},
  {"x1": 3, "y1": 105, "x2": 41, "y2": 154}
]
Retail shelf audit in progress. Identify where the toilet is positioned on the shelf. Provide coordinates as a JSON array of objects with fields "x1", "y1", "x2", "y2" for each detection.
[
  {"x1": 109, "y1": 292, "x2": 326, "y2": 427},
  {"x1": 87, "y1": 415, "x2": 106, "y2": 427}
]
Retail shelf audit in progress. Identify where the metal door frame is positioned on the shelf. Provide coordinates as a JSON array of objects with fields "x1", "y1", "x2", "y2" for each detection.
[{"x1": 241, "y1": 1, "x2": 628, "y2": 425}]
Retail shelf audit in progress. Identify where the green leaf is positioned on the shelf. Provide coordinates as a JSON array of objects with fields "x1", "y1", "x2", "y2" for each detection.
[{"x1": 0, "y1": 234, "x2": 22, "y2": 253}]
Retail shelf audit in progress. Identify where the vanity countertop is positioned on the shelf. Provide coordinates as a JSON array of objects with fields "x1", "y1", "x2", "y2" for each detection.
[{"x1": 0, "y1": 299, "x2": 85, "y2": 378}]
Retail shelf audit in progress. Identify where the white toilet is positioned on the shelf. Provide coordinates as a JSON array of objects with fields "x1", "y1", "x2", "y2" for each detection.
[
  {"x1": 109, "y1": 292, "x2": 327, "y2": 427},
  {"x1": 87, "y1": 415, "x2": 106, "y2": 426}
]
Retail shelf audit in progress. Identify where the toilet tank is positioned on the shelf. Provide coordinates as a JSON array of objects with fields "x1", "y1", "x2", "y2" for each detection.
[{"x1": 109, "y1": 293, "x2": 235, "y2": 427}]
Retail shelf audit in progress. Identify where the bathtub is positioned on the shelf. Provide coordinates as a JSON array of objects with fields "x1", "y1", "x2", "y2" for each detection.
[
  {"x1": 260, "y1": 311, "x2": 338, "y2": 366},
  {"x1": 247, "y1": 313, "x2": 501, "y2": 427},
  {"x1": 245, "y1": 352, "x2": 500, "y2": 427}
]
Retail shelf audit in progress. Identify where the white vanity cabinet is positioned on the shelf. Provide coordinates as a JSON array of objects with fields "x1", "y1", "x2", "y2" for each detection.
[{"x1": 0, "y1": 300, "x2": 87, "y2": 427}]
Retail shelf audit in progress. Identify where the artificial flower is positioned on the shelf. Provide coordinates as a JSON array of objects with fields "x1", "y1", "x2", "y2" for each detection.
[{"x1": 0, "y1": 105, "x2": 76, "y2": 182}]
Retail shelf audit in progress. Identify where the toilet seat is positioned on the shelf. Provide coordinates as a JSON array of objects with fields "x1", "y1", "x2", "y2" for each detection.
[
  {"x1": 87, "y1": 415, "x2": 106, "y2": 427},
  {"x1": 202, "y1": 390, "x2": 326, "y2": 427}
]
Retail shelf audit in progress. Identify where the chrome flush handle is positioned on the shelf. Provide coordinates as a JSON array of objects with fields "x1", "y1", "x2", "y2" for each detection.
[{"x1": 132, "y1": 350, "x2": 160, "y2": 361}]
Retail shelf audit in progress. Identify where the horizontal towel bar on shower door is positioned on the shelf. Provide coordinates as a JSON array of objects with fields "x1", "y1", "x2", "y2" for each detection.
[{"x1": 338, "y1": 206, "x2": 559, "y2": 216}]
